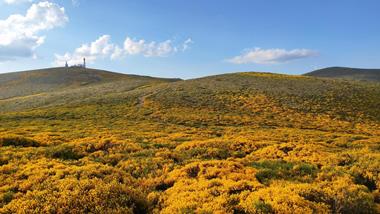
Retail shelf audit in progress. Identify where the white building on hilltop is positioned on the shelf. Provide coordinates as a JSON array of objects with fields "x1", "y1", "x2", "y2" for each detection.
[{"x1": 67, "y1": 58, "x2": 86, "y2": 69}]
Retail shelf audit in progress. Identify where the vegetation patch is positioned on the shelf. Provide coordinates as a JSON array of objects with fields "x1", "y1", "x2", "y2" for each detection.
[
  {"x1": 0, "y1": 135, "x2": 40, "y2": 147},
  {"x1": 251, "y1": 160, "x2": 318, "y2": 184},
  {"x1": 1, "y1": 191, "x2": 15, "y2": 207},
  {"x1": 45, "y1": 144, "x2": 84, "y2": 160}
]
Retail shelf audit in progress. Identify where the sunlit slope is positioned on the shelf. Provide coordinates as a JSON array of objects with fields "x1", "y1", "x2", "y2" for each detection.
[
  {"x1": 146, "y1": 72, "x2": 380, "y2": 124},
  {"x1": 2, "y1": 71, "x2": 380, "y2": 129},
  {"x1": 305, "y1": 67, "x2": 380, "y2": 82},
  {"x1": 0, "y1": 71, "x2": 379, "y2": 213},
  {"x1": 0, "y1": 67, "x2": 181, "y2": 111},
  {"x1": 0, "y1": 67, "x2": 180, "y2": 100},
  {"x1": 2, "y1": 71, "x2": 380, "y2": 126}
]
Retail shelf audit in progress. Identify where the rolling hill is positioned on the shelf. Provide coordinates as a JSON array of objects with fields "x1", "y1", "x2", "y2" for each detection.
[
  {"x1": 305, "y1": 67, "x2": 380, "y2": 82},
  {"x1": 0, "y1": 67, "x2": 180, "y2": 100},
  {"x1": 0, "y1": 69, "x2": 379, "y2": 213}
]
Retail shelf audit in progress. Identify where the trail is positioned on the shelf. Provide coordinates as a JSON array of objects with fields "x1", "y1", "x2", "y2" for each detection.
[
  {"x1": 0, "y1": 93, "x2": 46, "y2": 102},
  {"x1": 137, "y1": 92, "x2": 155, "y2": 107},
  {"x1": 137, "y1": 85, "x2": 167, "y2": 107}
]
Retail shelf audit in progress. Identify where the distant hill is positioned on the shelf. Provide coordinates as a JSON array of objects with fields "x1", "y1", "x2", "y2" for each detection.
[
  {"x1": 305, "y1": 67, "x2": 380, "y2": 82},
  {"x1": 1, "y1": 69, "x2": 380, "y2": 122},
  {"x1": 146, "y1": 72, "x2": 380, "y2": 122},
  {"x1": 0, "y1": 67, "x2": 180, "y2": 100}
]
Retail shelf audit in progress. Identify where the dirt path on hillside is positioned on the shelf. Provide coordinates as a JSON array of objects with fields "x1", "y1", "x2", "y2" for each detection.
[
  {"x1": 137, "y1": 85, "x2": 168, "y2": 107},
  {"x1": 137, "y1": 92, "x2": 154, "y2": 107}
]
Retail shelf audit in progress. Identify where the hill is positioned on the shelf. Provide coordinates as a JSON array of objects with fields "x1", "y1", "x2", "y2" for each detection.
[
  {"x1": 146, "y1": 72, "x2": 380, "y2": 124},
  {"x1": 0, "y1": 70, "x2": 379, "y2": 213},
  {"x1": 305, "y1": 67, "x2": 380, "y2": 82},
  {"x1": 0, "y1": 67, "x2": 180, "y2": 100}
]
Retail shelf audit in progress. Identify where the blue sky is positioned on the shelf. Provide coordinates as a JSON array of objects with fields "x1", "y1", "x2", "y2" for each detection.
[{"x1": 0, "y1": 0, "x2": 379, "y2": 79}]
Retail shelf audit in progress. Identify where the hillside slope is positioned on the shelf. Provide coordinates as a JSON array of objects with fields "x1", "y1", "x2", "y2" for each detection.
[
  {"x1": 0, "y1": 67, "x2": 180, "y2": 100},
  {"x1": 144, "y1": 72, "x2": 380, "y2": 123},
  {"x1": 305, "y1": 67, "x2": 380, "y2": 82},
  {"x1": 0, "y1": 71, "x2": 379, "y2": 213}
]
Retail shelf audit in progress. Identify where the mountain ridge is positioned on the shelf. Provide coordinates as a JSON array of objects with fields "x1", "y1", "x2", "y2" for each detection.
[{"x1": 304, "y1": 66, "x2": 380, "y2": 82}]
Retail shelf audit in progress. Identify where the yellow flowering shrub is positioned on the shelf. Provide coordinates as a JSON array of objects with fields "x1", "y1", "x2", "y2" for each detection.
[{"x1": 0, "y1": 72, "x2": 379, "y2": 212}]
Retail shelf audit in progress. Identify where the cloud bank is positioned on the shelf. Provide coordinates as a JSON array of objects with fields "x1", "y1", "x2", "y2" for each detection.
[
  {"x1": 228, "y1": 48, "x2": 317, "y2": 64},
  {"x1": 55, "y1": 35, "x2": 192, "y2": 66},
  {"x1": 0, "y1": 1, "x2": 68, "y2": 61}
]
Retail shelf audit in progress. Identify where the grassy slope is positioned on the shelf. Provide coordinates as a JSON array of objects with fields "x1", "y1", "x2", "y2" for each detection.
[
  {"x1": 0, "y1": 67, "x2": 181, "y2": 112},
  {"x1": 0, "y1": 67, "x2": 180, "y2": 100},
  {"x1": 305, "y1": 67, "x2": 380, "y2": 82},
  {"x1": 0, "y1": 71, "x2": 379, "y2": 213}
]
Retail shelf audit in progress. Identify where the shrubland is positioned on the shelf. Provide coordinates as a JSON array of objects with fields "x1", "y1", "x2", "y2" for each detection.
[{"x1": 0, "y1": 71, "x2": 379, "y2": 213}]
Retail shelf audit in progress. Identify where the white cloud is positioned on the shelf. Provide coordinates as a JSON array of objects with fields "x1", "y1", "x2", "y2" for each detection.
[
  {"x1": 3, "y1": 0, "x2": 33, "y2": 4},
  {"x1": 55, "y1": 36, "x2": 192, "y2": 66},
  {"x1": 123, "y1": 37, "x2": 176, "y2": 57},
  {"x1": 182, "y1": 38, "x2": 193, "y2": 51},
  {"x1": 54, "y1": 35, "x2": 117, "y2": 65},
  {"x1": 0, "y1": 1, "x2": 68, "y2": 61},
  {"x1": 110, "y1": 46, "x2": 124, "y2": 60},
  {"x1": 227, "y1": 48, "x2": 317, "y2": 64}
]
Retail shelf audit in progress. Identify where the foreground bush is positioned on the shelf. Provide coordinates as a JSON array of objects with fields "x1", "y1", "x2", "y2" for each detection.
[
  {"x1": 240, "y1": 178, "x2": 376, "y2": 214},
  {"x1": 1, "y1": 178, "x2": 148, "y2": 214},
  {"x1": 0, "y1": 135, "x2": 40, "y2": 147},
  {"x1": 45, "y1": 144, "x2": 84, "y2": 160}
]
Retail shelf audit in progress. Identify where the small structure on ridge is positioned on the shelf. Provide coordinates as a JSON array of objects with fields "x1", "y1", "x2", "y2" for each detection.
[{"x1": 67, "y1": 58, "x2": 87, "y2": 69}]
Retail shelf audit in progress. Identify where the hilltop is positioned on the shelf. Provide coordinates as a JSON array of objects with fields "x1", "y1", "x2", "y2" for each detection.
[
  {"x1": 0, "y1": 69, "x2": 379, "y2": 213},
  {"x1": 0, "y1": 67, "x2": 180, "y2": 100},
  {"x1": 305, "y1": 67, "x2": 380, "y2": 82}
]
